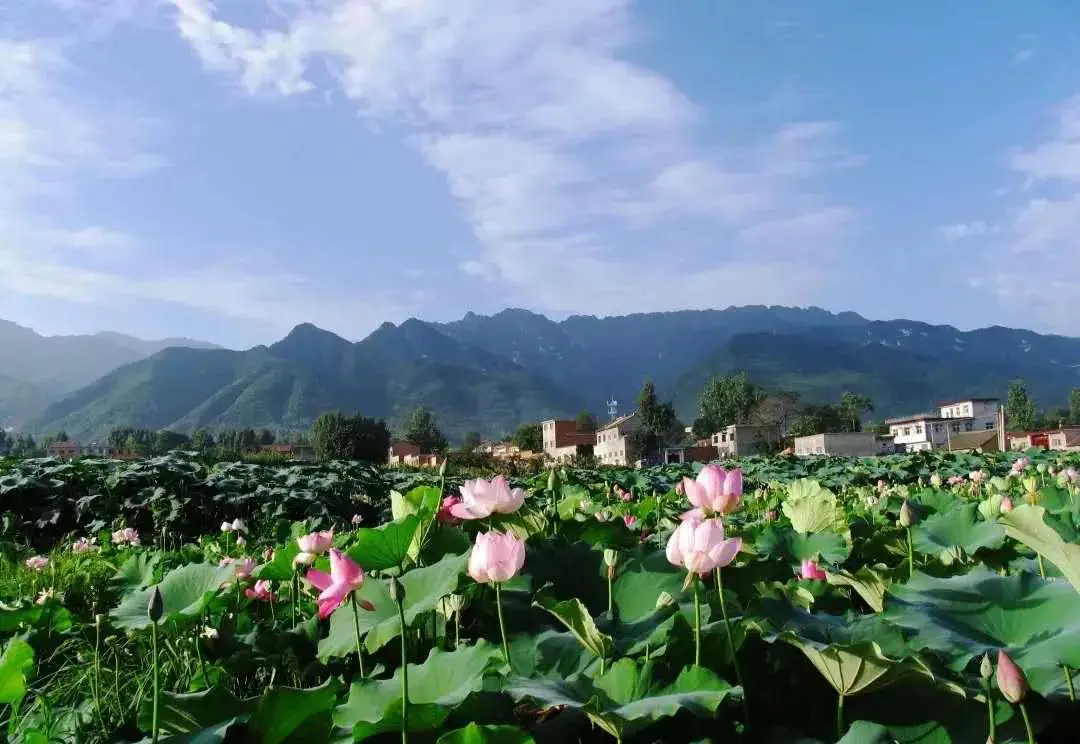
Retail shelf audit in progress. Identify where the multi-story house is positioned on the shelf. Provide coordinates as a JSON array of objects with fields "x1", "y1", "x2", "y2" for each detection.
[
  {"x1": 887, "y1": 413, "x2": 951, "y2": 452},
  {"x1": 595, "y1": 413, "x2": 640, "y2": 466},
  {"x1": 939, "y1": 398, "x2": 1000, "y2": 432},
  {"x1": 541, "y1": 419, "x2": 596, "y2": 463},
  {"x1": 711, "y1": 424, "x2": 780, "y2": 457},
  {"x1": 794, "y1": 432, "x2": 889, "y2": 457},
  {"x1": 46, "y1": 440, "x2": 83, "y2": 459}
]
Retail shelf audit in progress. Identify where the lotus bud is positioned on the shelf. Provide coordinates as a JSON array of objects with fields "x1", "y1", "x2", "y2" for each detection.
[
  {"x1": 995, "y1": 650, "x2": 1029, "y2": 703},
  {"x1": 930, "y1": 473, "x2": 942, "y2": 488},
  {"x1": 446, "y1": 593, "x2": 466, "y2": 613},
  {"x1": 603, "y1": 548, "x2": 618, "y2": 568},
  {"x1": 220, "y1": 521, "x2": 233, "y2": 533},
  {"x1": 95, "y1": 613, "x2": 105, "y2": 627},
  {"x1": 980, "y1": 653, "x2": 993, "y2": 680},
  {"x1": 1000, "y1": 497, "x2": 1014, "y2": 513},
  {"x1": 765, "y1": 509, "x2": 777, "y2": 522},
  {"x1": 1036, "y1": 463, "x2": 1048, "y2": 474},
  {"x1": 655, "y1": 591, "x2": 675, "y2": 609},
  {"x1": 439, "y1": 458, "x2": 448, "y2": 477},
  {"x1": 388, "y1": 576, "x2": 405, "y2": 603},
  {"x1": 595, "y1": 511, "x2": 609, "y2": 522},
  {"x1": 293, "y1": 552, "x2": 315, "y2": 568},
  {"x1": 548, "y1": 468, "x2": 559, "y2": 493},
  {"x1": 899, "y1": 500, "x2": 917, "y2": 528},
  {"x1": 147, "y1": 587, "x2": 163, "y2": 623}
]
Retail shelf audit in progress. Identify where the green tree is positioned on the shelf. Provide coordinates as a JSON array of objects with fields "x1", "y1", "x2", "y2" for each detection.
[
  {"x1": 1005, "y1": 379, "x2": 1037, "y2": 432},
  {"x1": 512, "y1": 422, "x2": 543, "y2": 452},
  {"x1": 9, "y1": 434, "x2": 41, "y2": 458},
  {"x1": 461, "y1": 431, "x2": 482, "y2": 453},
  {"x1": 575, "y1": 410, "x2": 598, "y2": 432},
  {"x1": 191, "y1": 429, "x2": 216, "y2": 450},
  {"x1": 404, "y1": 407, "x2": 449, "y2": 453},
  {"x1": 787, "y1": 404, "x2": 851, "y2": 438},
  {"x1": 694, "y1": 372, "x2": 764, "y2": 437},
  {"x1": 349, "y1": 415, "x2": 392, "y2": 463},
  {"x1": 839, "y1": 391, "x2": 874, "y2": 433},
  {"x1": 1070, "y1": 388, "x2": 1080, "y2": 425},
  {"x1": 154, "y1": 430, "x2": 191, "y2": 453},
  {"x1": 748, "y1": 391, "x2": 801, "y2": 434},
  {"x1": 313, "y1": 412, "x2": 354, "y2": 461},
  {"x1": 0, "y1": 428, "x2": 9, "y2": 456},
  {"x1": 637, "y1": 380, "x2": 677, "y2": 461}
]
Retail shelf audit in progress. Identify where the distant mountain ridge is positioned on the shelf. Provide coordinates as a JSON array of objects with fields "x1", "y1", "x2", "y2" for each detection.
[
  {"x1": 0, "y1": 320, "x2": 218, "y2": 426},
  {"x1": 21, "y1": 306, "x2": 1080, "y2": 442}
]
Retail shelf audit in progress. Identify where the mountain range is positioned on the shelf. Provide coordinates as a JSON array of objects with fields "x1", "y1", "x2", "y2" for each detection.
[
  {"x1": 0, "y1": 320, "x2": 218, "y2": 426},
  {"x1": 7, "y1": 307, "x2": 1080, "y2": 442}
]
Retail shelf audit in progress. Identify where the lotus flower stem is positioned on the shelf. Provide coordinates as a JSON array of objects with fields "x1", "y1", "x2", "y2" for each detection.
[
  {"x1": 291, "y1": 572, "x2": 299, "y2": 628},
  {"x1": 150, "y1": 622, "x2": 160, "y2": 744},
  {"x1": 351, "y1": 595, "x2": 366, "y2": 678},
  {"x1": 391, "y1": 578, "x2": 409, "y2": 744},
  {"x1": 905, "y1": 528, "x2": 914, "y2": 579},
  {"x1": 693, "y1": 575, "x2": 702, "y2": 667},
  {"x1": 494, "y1": 583, "x2": 511, "y2": 669},
  {"x1": 454, "y1": 612, "x2": 461, "y2": 649},
  {"x1": 983, "y1": 680, "x2": 996, "y2": 742},
  {"x1": 1065, "y1": 665, "x2": 1076, "y2": 702},
  {"x1": 836, "y1": 693, "x2": 845, "y2": 738},
  {"x1": 194, "y1": 628, "x2": 209, "y2": 687},
  {"x1": 93, "y1": 614, "x2": 104, "y2": 729},
  {"x1": 715, "y1": 568, "x2": 750, "y2": 728},
  {"x1": 1018, "y1": 701, "x2": 1035, "y2": 744},
  {"x1": 1036, "y1": 554, "x2": 1046, "y2": 578}
]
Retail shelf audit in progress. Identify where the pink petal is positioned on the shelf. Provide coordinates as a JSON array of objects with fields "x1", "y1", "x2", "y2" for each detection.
[
  {"x1": 450, "y1": 502, "x2": 487, "y2": 520},
  {"x1": 305, "y1": 568, "x2": 333, "y2": 592},
  {"x1": 317, "y1": 596, "x2": 343, "y2": 619},
  {"x1": 710, "y1": 537, "x2": 742, "y2": 569},
  {"x1": 682, "y1": 478, "x2": 706, "y2": 508},
  {"x1": 697, "y1": 465, "x2": 725, "y2": 501},
  {"x1": 329, "y1": 549, "x2": 364, "y2": 587},
  {"x1": 679, "y1": 508, "x2": 706, "y2": 521}
]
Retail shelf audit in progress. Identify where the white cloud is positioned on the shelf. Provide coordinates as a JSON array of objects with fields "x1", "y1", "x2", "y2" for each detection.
[
  {"x1": 939, "y1": 220, "x2": 998, "y2": 240},
  {"x1": 0, "y1": 34, "x2": 401, "y2": 341},
  {"x1": 167, "y1": 0, "x2": 861, "y2": 316},
  {"x1": 961, "y1": 93, "x2": 1080, "y2": 334}
]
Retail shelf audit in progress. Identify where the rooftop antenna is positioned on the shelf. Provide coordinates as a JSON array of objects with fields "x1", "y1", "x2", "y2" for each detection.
[{"x1": 607, "y1": 398, "x2": 618, "y2": 422}]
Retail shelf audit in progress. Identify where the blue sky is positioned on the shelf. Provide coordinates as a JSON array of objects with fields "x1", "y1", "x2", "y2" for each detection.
[{"x1": 2, "y1": 1, "x2": 1079, "y2": 349}]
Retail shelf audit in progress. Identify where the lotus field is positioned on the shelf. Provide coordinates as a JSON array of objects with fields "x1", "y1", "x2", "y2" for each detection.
[{"x1": 2, "y1": 451, "x2": 1080, "y2": 742}]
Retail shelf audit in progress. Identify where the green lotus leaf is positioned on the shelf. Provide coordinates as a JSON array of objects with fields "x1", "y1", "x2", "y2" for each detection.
[
  {"x1": 333, "y1": 642, "x2": 501, "y2": 740},
  {"x1": 534, "y1": 588, "x2": 613, "y2": 661},
  {"x1": 505, "y1": 657, "x2": 736, "y2": 740},
  {"x1": 911, "y1": 504, "x2": 1006, "y2": 557},
  {"x1": 1000, "y1": 504, "x2": 1080, "y2": 594},
  {"x1": 346, "y1": 515, "x2": 421, "y2": 572},
  {"x1": 782, "y1": 479, "x2": 843, "y2": 535},
  {"x1": 436, "y1": 723, "x2": 535, "y2": 744},
  {"x1": 0, "y1": 637, "x2": 34, "y2": 706},
  {"x1": 826, "y1": 565, "x2": 890, "y2": 613},
  {"x1": 884, "y1": 567, "x2": 1080, "y2": 697},
  {"x1": 319, "y1": 551, "x2": 467, "y2": 658},
  {"x1": 111, "y1": 561, "x2": 236, "y2": 630}
]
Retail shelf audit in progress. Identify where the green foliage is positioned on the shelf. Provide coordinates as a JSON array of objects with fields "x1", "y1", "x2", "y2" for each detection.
[
  {"x1": 511, "y1": 422, "x2": 542, "y2": 453},
  {"x1": 1005, "y1": 378, "x2": 1037, "y2": 432},
  {"x1": 694, "y1": 371, "x2": 764, "y2": 436},
  {"x1": 312, "y1": 411, "x2": 390, "y2": 462},
  {"x1": 404, "y1": 407, "x2": 449, "y2": 453}
]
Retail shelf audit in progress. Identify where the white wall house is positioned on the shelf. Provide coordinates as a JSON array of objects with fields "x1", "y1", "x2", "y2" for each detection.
[
  {"x1": 595, "y1": 413, "x2": 640, "y2": 466},
  {"x1": 794, "y1": 432, "x2": 883, "y2": 457},
  {"x1": 711, "y1": 424, "x2": 780, "y2": 457},
  {"x1": 887, "y1": 414, "x2": 951, "y2": 452},
  {"x1": 939, "y1": 398, "x2": 1000, "y2": 432}
]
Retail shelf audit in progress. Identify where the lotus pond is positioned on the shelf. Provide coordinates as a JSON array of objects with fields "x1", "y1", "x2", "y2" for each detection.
[{"x1": 1, "y1": 451, "x2": 1079, "y2": 743}]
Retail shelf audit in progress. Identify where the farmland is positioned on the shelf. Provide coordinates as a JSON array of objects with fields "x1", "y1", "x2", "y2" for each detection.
[{"x1": 1, "y1": 450, "x2": 1079, "y2": 742}]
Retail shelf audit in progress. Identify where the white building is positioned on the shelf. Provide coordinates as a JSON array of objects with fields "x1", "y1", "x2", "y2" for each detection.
[
  {"x1": 711, "y1": 424, "x2": 780, "y2": 457},
  {"x1": 939, "y1": 398, "x2": 1000, "y2": 431},
  {"x1": 595, "y1": 413, "x2": 640, "y2": 466},
  {"x1": 794, "y1": 432, "x2": 887, "y2": 457},
  {"x1": 887, "y1": 414, "x2": 951, "y2": 452}
]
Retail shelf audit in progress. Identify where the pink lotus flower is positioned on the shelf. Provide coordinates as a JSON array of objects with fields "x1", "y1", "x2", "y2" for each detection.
[
  {"x1": 623, "y1": 514, "x2": 637, "y2": 528},
  {"x1": 675, "y1": 481, "x2": 685, "y2": 497},
  {"x1": 947, "y1": 475, "x2": 965, "y2": 486},
  {"x1": 351, "y1": 513, "x2": 364, "y2": 525},
  {"x1": 765, "y1": 509, "x2": 778, "y2": 522},
  {"x1": 969, "y1": 470, "x2": 986, "y2": 484},
  {"x1": 438, "y1": 496, "x2": 462, "y2": 524},
  {"x1": 25, "y1": 556, "x2": 49, "y2": 571},
  {"x1": 71, "y1": 537, "x2": 96, "y2": 554},
  {"x1": 305, "y1": 549, "x2": 371, "y2": 619},
  {"x1": 220, "y1": 557, "x2": 256, "y2": 580},
  {"x1": 35, "y1": 588, "x2": 55, "y2": 605},
  {"x1": 451, "y1": 476, "x2": 525, "y2": 520},
  {"x1": 799, "y1": 559, "x2": 827, "y2": 581},
  {"x1": 262, "y1": 547, "x2": 275, "y2": 562},
  {"x1": 665, "y1": 514, "x2": 741, "y2": 576},
  {"x1": 1000, "y1": 497, "x2": 1014, "y2": 513},
  {"x1": 245, "y1": 579, "x2": 274, "y2": 601},
  {"x1": 1011, "y1": 457, "x2": 1030, "y2": 474},
  {"x1": 297, "y1": 529, "x2": 334, "y2": 555},
  {"x1": 467, "y1": 531, "x2": 526, "y2": 584},
  {"x1": 111, "y1": 528, "x2": 140, "y2": 546},
  {"x1": 681, "y1": 465, "x2": 743, "y2": 518},
  {"x1": 1062, "y1": 468, "x2": 1079, "y2": 484},
  {"x1": 996, "y1": 650, "x2": 1029, "y2": 703},
  {"x1": 620, "y1": 491, "x2": 633, "y2": 503}
]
